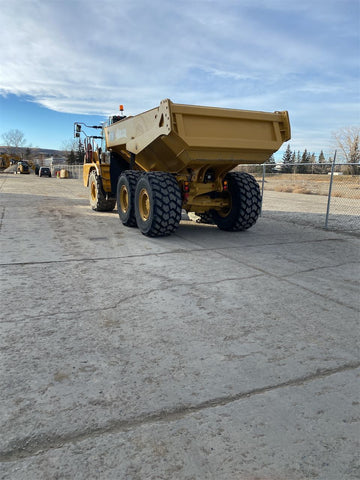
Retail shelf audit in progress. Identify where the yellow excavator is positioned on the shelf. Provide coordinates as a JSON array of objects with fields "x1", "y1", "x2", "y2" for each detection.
[{"x1": 0, "y1": 154, "x2": 22, "y2": 170}]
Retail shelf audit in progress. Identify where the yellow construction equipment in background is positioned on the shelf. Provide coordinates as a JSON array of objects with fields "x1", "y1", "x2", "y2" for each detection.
[
  {"x1": 0, "y1": 154, "x2": 22, "y2": 170},
  {"x1": 16, "y1": 161, "x2": 30, "y2": 174}
]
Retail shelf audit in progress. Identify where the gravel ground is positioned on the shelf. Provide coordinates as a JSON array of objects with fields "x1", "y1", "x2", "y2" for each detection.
[{"x1": 262, "y1": 190, "x2": 360, "y2": 234}]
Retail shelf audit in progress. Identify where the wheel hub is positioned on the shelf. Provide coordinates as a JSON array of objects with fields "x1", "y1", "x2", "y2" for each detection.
[
  {"x1": 217, "y1": 192, "x2": 232, "y2": 217},
  {"x1": 90, "y1": 181, "x2": 97, "y2": 201},
  {"x1": 139, "y1": 188, "x2": 150, "y2": 221},
  {"x1": 120, "y1": 185, "x2": 129, "y2": 213}
]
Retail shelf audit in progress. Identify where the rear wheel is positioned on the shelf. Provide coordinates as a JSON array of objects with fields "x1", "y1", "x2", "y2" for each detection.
[
  {"x1": 212, "y1": 172, "x2": 261, "y2": 231},
  {"x1": 89, "y1": 170, "x2": 116, "y2": 211},
  {"x1": 135, "y1": 172, "x2": 182, "y2": 237},
  {"x1": 117, "y1": 170, "x2": 141, "y2": 227}
]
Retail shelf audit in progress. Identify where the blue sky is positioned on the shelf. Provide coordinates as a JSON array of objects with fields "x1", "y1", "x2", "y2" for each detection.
[{"x1": 0, "y1": 0, "x2": 359, "y2": 158}]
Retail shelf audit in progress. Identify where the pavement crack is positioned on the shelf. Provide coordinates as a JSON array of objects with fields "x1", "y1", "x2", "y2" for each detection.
[
  {"x1": 1, "y1": 361, "x2": 359, "y2": 462},
  {"x1": 1, "y1": 273, "x2": 265, "y2": 324},
  {"x1": 215, "y1": 250, "x2": 359, "y2": 312},
  {"x1": 283, "y1": 277, "x2": 359, "y2": 312},
  {"x1": 281, "y1": 261, "x2": 356, "y2": 277},
  {"x1": 0, "y1": 205, "x2": 5, "y2": 232},
  {"x1": 0, "y1": 236, "x2": 354, "y2": 268}
]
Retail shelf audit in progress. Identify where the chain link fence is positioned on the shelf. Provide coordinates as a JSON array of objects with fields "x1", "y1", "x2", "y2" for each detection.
[
  {"x1": 51, "y1": 164, "x2": 83, "y2": 179},
  {"x1": 235, "y1": 163, "x2": 360, "y2": 233},
  {"x1": 52, "y1": 163, "x2": 359, "y2": 233}
]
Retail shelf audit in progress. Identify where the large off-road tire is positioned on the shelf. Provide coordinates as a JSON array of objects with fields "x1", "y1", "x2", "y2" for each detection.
[
  {"x1": 117, "y1": 170, "x2": 141, "y2": 227},
  {"x1": 135, "y1": 172, "x2": 182, "y2": 237},
  {"x1": 89, "y1": 170, "x2": 116, "y2": 212},
  {"x1": 212, "y1": 172, "x2": 261, "y2": 231}
]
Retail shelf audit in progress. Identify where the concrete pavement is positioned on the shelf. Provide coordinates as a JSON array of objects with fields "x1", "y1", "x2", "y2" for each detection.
[{"x1": 0, "y1": 174, "x2": 359, "y2": 479}]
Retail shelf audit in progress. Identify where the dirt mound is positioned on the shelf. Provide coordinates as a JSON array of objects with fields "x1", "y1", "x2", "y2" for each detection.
[{"x1": 3, "y1": 165, "x2": 18, "y2": 173}]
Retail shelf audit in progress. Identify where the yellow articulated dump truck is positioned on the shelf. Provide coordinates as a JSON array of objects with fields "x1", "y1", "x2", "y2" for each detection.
[{"x1": 75, "y1": 99, "x2": 290, "y2": 237}]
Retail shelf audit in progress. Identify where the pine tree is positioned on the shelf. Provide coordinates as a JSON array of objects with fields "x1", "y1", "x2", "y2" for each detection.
[
  {"x1": 75, "y1": 142, "x2": 84, "y2": 164},
  {"x1": 318, "y1": 150, "x2": 325, "y2": 163},
  {"x1": 282, "y1": 144, "x2": 292, "y2": 163},
  {"x1": 24, "y1": 147, "x2": 32, "y2": 160},
  {"x1": 282, "y1": 144, "x2": 292, "y2": 172},
  {"x1": 299, "y1": 149, "x2": 311, "y2": 173},
  {"x1": 317, "y1": 150, "x2": 327, "y2": 173},
  {"x1": 301, "y1": 149, "x2": 310, "y2": 163},
  {"x1": 67, "y1": 149, "x2": 76, "y2": 165}
]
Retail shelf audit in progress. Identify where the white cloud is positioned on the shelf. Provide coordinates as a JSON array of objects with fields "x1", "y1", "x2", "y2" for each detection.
[{"x1": 0, "y1": 0, "x2": 358, "y2": 153}]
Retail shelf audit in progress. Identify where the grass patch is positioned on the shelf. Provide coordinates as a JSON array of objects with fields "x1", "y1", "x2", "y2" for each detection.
[{"x1": 273, "y1": 185, "x2": 313, "y2": 194}]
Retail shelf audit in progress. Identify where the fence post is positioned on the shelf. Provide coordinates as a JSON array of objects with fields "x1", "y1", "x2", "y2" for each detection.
[
  {"x1": 260, "y1": 163, "x2": 266, "y2": 216},
  {"x1": 325, "y1": 150, "x2": 337, "y2": 229}
]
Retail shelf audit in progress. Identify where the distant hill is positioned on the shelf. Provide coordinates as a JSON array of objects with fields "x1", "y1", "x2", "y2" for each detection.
[{"x1": 0, "y1": 146, "x2": 65, "y2": 157}]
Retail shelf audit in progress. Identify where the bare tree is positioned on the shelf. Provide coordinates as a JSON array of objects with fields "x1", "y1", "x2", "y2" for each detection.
[
  {"x1": 61, "y1": 139, "x2": 83, "y2": 165},
  {"x1": 60, "y1": 139, "x2": 78, "y2": 154},
  {"x1": 333, "y1": 126, "x2": 360, "y2": 163},
  {"x1": 1, "y1": 129, "x2": 27, "y2": 157}
]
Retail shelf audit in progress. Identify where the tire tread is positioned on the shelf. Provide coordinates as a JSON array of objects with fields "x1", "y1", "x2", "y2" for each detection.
[{"x1": 136, "y1": 172, "x2": 182, "y2": 237}]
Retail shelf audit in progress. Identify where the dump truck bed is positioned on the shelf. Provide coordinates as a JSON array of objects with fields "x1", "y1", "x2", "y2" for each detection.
[{"x1": 104, "y1": 99, "x2": 290, "y2": 173}]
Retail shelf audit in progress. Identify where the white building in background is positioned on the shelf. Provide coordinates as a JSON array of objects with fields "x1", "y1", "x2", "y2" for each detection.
[{"x1": 33, "y1": 156, "x2": 66, "y2": 167}]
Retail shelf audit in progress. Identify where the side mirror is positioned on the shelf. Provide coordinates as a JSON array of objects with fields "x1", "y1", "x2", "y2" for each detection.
[{"x1": 74, "y1": 123, "x2": 81, "y2": 138}]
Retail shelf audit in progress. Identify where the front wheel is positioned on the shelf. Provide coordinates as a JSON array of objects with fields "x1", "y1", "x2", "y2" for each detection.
[
  {"x1": 135, "y1": 172, "x2": 182, "y2": 237},
  {"x1": 212, "y1": 172, "x2": 261, "y2": 231},
  {"x1": 89, "y1": 170, "x2": 116, "y2": 211}
]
